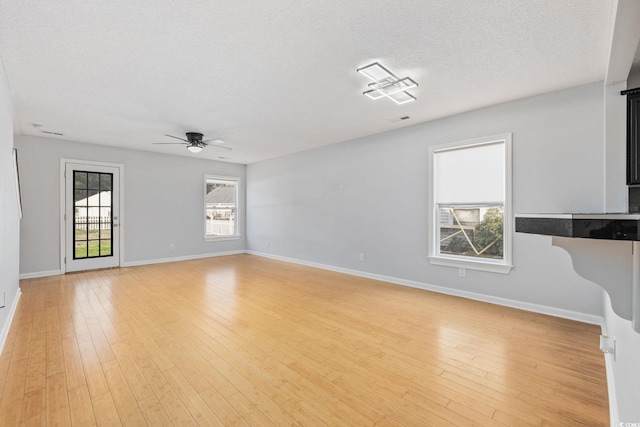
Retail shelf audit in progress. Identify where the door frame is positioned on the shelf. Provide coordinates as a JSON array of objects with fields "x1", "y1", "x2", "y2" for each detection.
[{"x1": 59, "y1": 158, "x2": 125, "y2": 274}]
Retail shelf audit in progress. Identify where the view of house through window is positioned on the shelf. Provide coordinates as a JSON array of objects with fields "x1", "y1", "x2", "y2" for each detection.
[
  {"x1": 429, "y1": 134, "x2": 512, "y2": 272},
  {"x1": 438, "y1": 205, "x2": 504, "y2": 259},
  {"x1": 205, "y1": 176, "x2": 238, "y2": 238}
]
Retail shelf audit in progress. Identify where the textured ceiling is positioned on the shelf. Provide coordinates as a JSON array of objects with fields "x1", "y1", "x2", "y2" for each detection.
[{"x1": 0, "y1": 0, "x2": 615, "y2": 164}]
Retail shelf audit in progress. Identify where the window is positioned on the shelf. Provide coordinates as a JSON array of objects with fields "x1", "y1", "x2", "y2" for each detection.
[
  {"x1": 428, "y1": 134, "x2": 512, "y2": 273},
  {"x1": 205, "y1": 176, "x2": 239, "y2": 240}
]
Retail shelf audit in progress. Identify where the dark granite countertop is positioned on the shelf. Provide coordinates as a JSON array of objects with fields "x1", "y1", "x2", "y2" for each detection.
[{"x1": 515, "y1": 213, "x2": 640, "y2": 241}]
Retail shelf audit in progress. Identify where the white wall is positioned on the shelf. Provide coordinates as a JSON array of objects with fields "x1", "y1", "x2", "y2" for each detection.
[
  {"x1": 0, "y1": 61, "x2": 20, "y2": 353},
  {"x1": 599, "y1": 71, "x2": 640, "y2": 424},
  {"x1": 603, "y1": 293, "x2": 640, "y2": 423},
  {"x1": 15, "y1": 136, "x2": 246, "y2": 275},
  {"x1": 628, "y1": 71, "x2": 640, "y2": 88},
  {"x1": 247, "y1": 82, "x2": 605, "y2": 317}
]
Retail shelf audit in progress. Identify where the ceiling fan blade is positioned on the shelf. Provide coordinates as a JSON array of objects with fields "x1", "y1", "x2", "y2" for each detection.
[
  {"x1": 152, "y1": 142, "x2": 187, "y2": 145},
  {"x1": 202, "y1": 138, "x2": 224, "y2": 144},
  {"x1": 205, "y1": 144, "x2": 232, "y2": 151},
  {"x1": 164, "y1": 134, "x2": 189, "y2": 142}
]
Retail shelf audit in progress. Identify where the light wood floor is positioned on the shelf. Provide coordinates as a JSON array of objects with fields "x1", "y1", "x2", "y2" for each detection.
[{"x1": 1, "y1": 254, "x2": 608, "y2": 426}]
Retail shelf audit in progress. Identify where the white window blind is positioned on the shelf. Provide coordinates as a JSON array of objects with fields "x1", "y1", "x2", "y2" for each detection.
[{"x1": 434, "y1": 141, "x2": 505, "y2": 205}]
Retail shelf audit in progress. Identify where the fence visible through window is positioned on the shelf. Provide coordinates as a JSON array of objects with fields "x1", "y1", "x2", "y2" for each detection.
[
  {"x1": 205, "y1": 207, "x2": 235, "y2": 236},
  {"x1": 74, "y1": 216, "x2": 112, "y2": 231}
]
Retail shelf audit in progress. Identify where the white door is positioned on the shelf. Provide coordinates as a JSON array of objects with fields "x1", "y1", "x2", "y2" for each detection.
[{"x1": 65, "y1": 162, "x2": 121, "y2": 272}]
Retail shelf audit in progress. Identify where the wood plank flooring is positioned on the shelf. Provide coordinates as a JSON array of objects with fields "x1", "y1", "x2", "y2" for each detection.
[{"x1": 0, "y1": 254, "x2": 608, "y2": 425}]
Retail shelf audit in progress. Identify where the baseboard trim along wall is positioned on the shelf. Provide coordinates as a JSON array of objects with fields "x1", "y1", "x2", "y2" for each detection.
[
  {"x1": 247, "y1": 250, "x2": 604, "y2": 326},
  {"x1": 0, "y1": 288, "x2": 22, "y2": 356},
  {"x1": 19, "y1": 269, "x2": 63, "y2": 280},
  {"x1": 18, "y1": 251, "x2": 248, "y2": 279},
  {"x1": 122, "y1": 250, "x2": 246, "y2": 268}
]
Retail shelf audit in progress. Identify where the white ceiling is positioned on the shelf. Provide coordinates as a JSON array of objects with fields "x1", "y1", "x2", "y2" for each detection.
[{"x1": 0, "y1": 1, "x2": 616, "y2": 164}]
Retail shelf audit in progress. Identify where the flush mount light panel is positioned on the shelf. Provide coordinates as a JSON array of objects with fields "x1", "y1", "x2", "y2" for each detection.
[
  {"x1": 357, "y1": 62, "x2": 397, "y2": 82},
  {"x1": 388, "y1": 91, "x2": 417, "y2": 105},
  {"x1": 357, "y1": 61, "x2": 417, "y2": 104},
  {"x1": 364, "y1": 77, "x2": 418, "y2": 99}
]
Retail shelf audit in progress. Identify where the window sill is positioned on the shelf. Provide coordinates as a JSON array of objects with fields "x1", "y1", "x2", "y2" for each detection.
[
  {"x1": 428, "y1": 255, "x2": 512, "y2": 274},
  {"x1": 205, "y1": 236, "x2": 240, "y2": 242}
]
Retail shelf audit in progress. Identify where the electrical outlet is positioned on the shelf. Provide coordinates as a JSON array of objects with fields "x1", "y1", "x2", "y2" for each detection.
[
  {"x1": 458, "y1": 268, "x2": 466, "y2": 277},
  {"x1": 359, "y1": 253, "x2": 365, "y2": 262},
  {"x1": 266, "y1": 240, "x2": 270, "y2": 247},
  {"x1": 169, "y1": 243, "x2": 175, "y2": 250},
  {"x1": 600, "y1": 335, "x2": 616, "y2": 360}
]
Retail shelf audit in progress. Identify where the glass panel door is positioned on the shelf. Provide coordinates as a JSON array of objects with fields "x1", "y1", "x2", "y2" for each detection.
[{"x1": 65, "y1": 162, "x2": 120, "y2": 272}]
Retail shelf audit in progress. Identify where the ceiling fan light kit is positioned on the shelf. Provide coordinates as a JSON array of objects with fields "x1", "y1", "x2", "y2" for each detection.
[
  {"x1": 357, "y1": 62, "x2": 417, "y2": 105},
  {"x1": 187, "y1": 144, "x2": 204, "y2": 153}
]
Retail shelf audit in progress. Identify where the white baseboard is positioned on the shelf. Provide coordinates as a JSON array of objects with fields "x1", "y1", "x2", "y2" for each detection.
[
  {"x1": 0, "y1": 288, "x2": 21, "y2": 356},
  {"x1": 19, "y1": 269, "x2": 62, "y2": 279},
  {"x1": 122, "y1": 250, "x2": 246, "y2": 268},
  {"x1": 19, "y1": 251, "x2": 246, "y2": 277},
  {"x1": 247, "y1": 250, "x2": 603, "y2": 326}
]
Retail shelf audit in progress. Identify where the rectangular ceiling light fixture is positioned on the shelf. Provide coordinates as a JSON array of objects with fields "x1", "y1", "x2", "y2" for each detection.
[{"x1": 357, "y1": 62, "x2": 417, "y2": 104}]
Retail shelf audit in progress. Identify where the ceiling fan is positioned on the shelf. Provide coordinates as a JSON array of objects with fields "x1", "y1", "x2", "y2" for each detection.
[{"x1": 153, "y1": 132, "x2": 231, "y2": 153}]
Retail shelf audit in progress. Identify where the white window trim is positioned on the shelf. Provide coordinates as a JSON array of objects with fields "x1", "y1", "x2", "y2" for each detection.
[
  {"x1": 427, "y1": 134, "x2": 513, "y2": 274},
  {"x1": 204, "y1": 175, "x2": 241, "y2": 241}
]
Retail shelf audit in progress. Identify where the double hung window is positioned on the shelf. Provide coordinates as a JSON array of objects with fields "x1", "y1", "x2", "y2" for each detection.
[
  {"x1": 205, "y1": 176, "x2": 239, "y2": 240},
  {"x1": 428, "y1": 134, "x2": 512, "y2": 273}
]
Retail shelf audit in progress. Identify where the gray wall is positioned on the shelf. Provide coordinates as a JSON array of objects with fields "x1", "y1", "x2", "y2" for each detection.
[
  {"x1": 0, "y1": 62, "x2": 20, "y2": 351},
  {"x1": 247, "y1": 82, "x2": 605, "y2": 316},
  {"x1": 15, "y1": 136, "x2": 246, "y2": 275}
]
